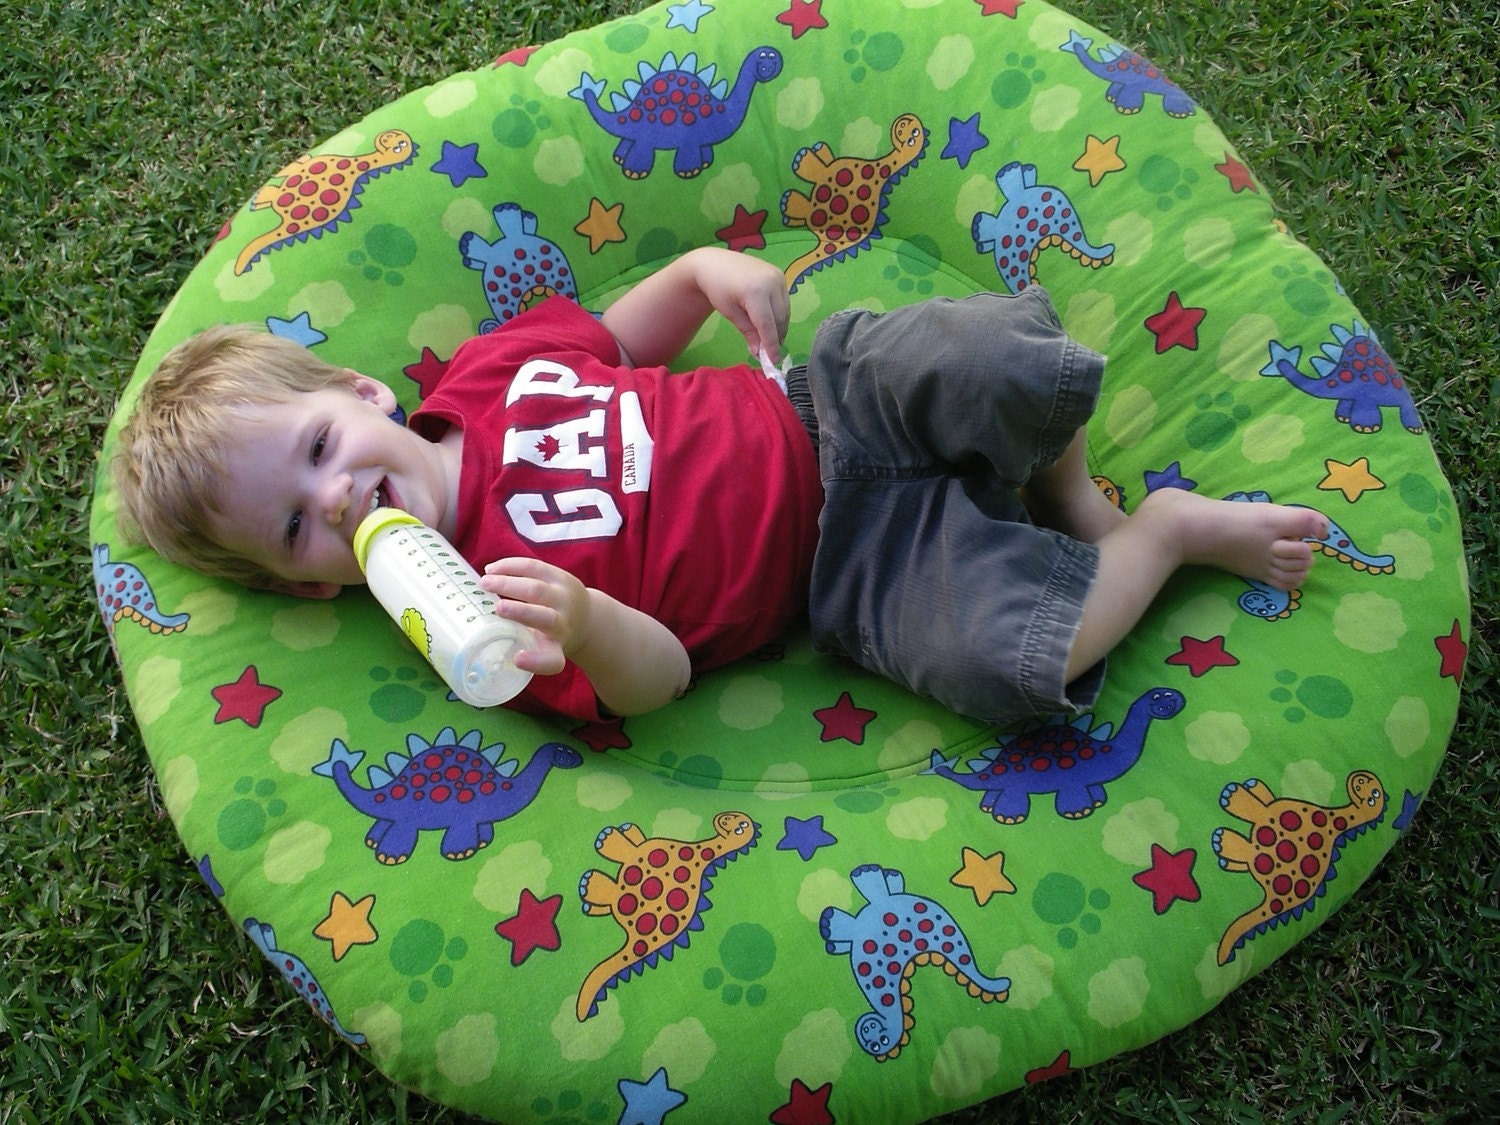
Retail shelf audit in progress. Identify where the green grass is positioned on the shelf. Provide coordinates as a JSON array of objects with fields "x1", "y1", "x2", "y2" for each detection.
[{"x1": 3, "y1": 0, "x2": 1495, "y2": 1120}]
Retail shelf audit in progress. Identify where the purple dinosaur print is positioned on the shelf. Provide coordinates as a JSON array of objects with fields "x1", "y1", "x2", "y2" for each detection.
[
  {"x1": 820, "y1": 865, "x2": 1009, "y2": 1061},
  {"x1": 1260, "y1": 322, "x2": 1421, "y2": 434},
  {"x1": 928, "y1": 687, "x2": 1185, "y2": 823},
  {"x1": 1061, "y1": 30, "x2": 1196, "y2": 117},
  {"x1": 314, "y1": 727, "x2": 581, "y2": 864},
  {"x1": 569, "y1": 47, "x2": 782, "y2": 179}
]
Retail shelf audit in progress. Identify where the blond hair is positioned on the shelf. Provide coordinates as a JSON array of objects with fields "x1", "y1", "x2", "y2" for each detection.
[{"x1": 112, "y1": 325, "x2": 356, "y2": 588}]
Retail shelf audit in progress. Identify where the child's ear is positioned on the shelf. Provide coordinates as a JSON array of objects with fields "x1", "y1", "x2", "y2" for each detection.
[
  {"x1": 269, "y1": 579, "x2": 344, "y2": 600},
  {"x1": 348, "y1": 372, "x2": 398, "y2": 414}
]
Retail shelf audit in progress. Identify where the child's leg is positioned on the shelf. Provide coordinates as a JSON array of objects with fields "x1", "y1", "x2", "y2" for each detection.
[
  {"x1": 1020, "y1": 427, "x2": 1125, "y2": 544},
  {"x1": 1065, "y1": 489, "x2": 1326, "y2": 681}
]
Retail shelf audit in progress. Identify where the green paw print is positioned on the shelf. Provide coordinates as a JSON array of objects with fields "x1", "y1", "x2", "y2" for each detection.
[
  {"x1": 881, "y1": 239, "x2": 941, "y2": 299},
  {"x1": 388, "y1": 917, "x2": 468, "y2": 1003},
  {"x1": 1137, "y1": 153, "x2": 1200, "y2": 211},
  {"x1": 991, "y1": 51, "x2": 1048, "y2": 109},
  {"x1": 843, "y1": 29, "x2": 904, "y2": 83},
  {"x1": 1272, "y1": 260, "x2": 1336, "y2": 317},
  {"x1": 217, "y1": 776, "x2": 286, "y2": 851},
  {"x1": 346, "y1": 222, "x2": 417, "y2": 287},
  {"x1": 492, "y1": 92, "x2": 555, "y2": 150},
  {"x1": 1270, "y1": 669, "x2": 1354, "y2": 724},
  {"x1": 530, "y1": 1088, "x2": 613, "y2": 1123},
  {"x1": 367, "y1": 664, "x2": 446, "y2": 723},
  {"x1": 653, "y1": 750, "x2": 726, "y2": 789},
  {"x1": 833, "y1": 783, "x2": 903, "y2": 816},
  {"x1": 1397, "y1": 471, "x2": 1454, "y2": 533},
  {"x1": 1184, "y1": 390, "x2": 1253, "y2": 453},
  {"x1": 701, "y1": 922, "x2": 775, "y2": 1007},
  {"x1": 1031, "y1": 872, "x2": 1110, "y2": 950}
]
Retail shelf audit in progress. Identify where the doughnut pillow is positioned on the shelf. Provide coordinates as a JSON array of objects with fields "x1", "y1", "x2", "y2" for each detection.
[{"x1": 91, "y1": 0, "x2": 1468, "y2": 1120}]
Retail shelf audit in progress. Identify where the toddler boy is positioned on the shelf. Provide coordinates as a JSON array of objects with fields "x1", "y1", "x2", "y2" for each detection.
[{"x1": 114, "y1": 247, "x2": 1324, "y2": 723}]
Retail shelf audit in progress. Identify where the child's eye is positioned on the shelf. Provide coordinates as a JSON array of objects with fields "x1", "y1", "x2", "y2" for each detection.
[
  {"x1": 311, "y1": 429, "x2": 328, "y2": 462},
  {"x1": 286, "y1": 511, "x2": 303, "y2": 549}
]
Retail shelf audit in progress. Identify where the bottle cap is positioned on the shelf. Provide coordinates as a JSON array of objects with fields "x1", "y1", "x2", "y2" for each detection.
[{"x1": 353, "y1": 507, "x2": 422, "y2": 572}]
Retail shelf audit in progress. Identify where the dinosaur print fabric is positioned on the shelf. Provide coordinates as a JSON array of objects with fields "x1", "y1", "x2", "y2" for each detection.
[{"x1": 90, "y1": 0, "x2": 1466, "y2": 1122}]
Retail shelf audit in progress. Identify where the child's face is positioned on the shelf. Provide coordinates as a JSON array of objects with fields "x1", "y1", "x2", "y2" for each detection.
[{"x1": 207, "y1": 375, "x2": 457, "y2": 598}]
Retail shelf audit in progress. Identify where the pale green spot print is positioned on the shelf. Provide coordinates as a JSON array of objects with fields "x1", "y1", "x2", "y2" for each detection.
[
  {"x1": 996, "y1": 944, "x2": 1055, "y2": 1011},
  {"x1": 927, "y1": 36, "x2": 976, "y2": 91},
  {"x1": 1101, "y1": 798, "x2": 1179, "y2": 865},
  {"x1": 1240, "y1": 412, "x2": 1305, "y2": 464},
  {"x1": 1087, "y1": 957, "x2": 1150, "y2": 1028},
  {"x1": 133, "y1": 655, "x2": 182, "y2": 725},
  {"x1": 552, "y1": 990, "x2": 624, "y2": 1062},
  {"x1": 885, "y1": 796, "x2": 948, "y2": 841},
  {"x1": 263, "y1": 820, "x2": 332, "y2": 885},
  {"x1": 1333, "y1": 592, "x2": 1406, "y2": 654},
  {"x1": 423, "y1": 77, "x2": 477, "y2": 118},
  {"x1": 717, "y1": 673, "x2": 785, "y2": 731},
  {"x1": 161, "y1": 754, "x2": 199, "y2": 823},
  {"x1": 1104, "y1": 384, "x2": 1157, "y2": 448},
  {"x1": 271, "y1": 602, "x2": 340, "y2": 651},
  {"x1": 1280, "y1": 759, "x2": 1337, "y2": 806},
  {"x1": 931, "y1": 1026, "x2": 1003, "y2": 1099},
  {"x1": 434, "y1": 1013, "x2": 499, "y2": 1088},
  {"x1": 473, "y1": 841, "x2": 552, "y2": 913},
  {"x1": 1184, "y1": 710, "x2": 1251, "y2": 766},
  {"x1": 1385, "y1": 696, "x2": 1431, "y2": 759},
  {"x1": 270, "y1": 709, "x2": 348, "y2": 775},
  {"x1": 777, "y1": 77, "x2": 825, "y2": 130},
  {"x1": 775, "y1": 1008, "x2": 852, "y2": 1090},
  {"x1": 642, "y1": 1018, "x2": 716, "y2": 1085},
  {"x1": 535, "y1": 135, "x2": 586, "y2": 186}
]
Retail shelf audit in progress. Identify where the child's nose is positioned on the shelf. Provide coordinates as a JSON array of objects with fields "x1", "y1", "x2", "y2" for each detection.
[{"x1": 319, "y1": 473, "x2": 356, "y2": 526}]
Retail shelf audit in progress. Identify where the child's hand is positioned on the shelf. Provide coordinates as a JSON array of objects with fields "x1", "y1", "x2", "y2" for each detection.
[
  {"x1": 602, "y1": 246, "x2": 790, "y2": 369},
  {"x1": 478, "y1": 557, "x2": 590, "y2": 675},
  {"x1": 479, "y1": 556, "x2": 692, "y2": 716},
  {"x1": 693, "y1": 249, "x2": 791, "y2": 364}
]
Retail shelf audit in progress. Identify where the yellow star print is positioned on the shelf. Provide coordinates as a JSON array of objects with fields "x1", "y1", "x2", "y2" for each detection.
[
  {"x1": 574, "y1": 197, "x2": 626, "y2": 253},
  {"x1": 1319, "y1": 456, "x2": 1385, "y2": 503},
  {"x1": 950, "y1": 847, "x2": 1016, "y2": 907},
  {"x1": 1073, "y1": 135, "x2": 1126, "y2": 187},
  {"x1": 314, "y1": 891, "x2": 378, "y2": 961}
]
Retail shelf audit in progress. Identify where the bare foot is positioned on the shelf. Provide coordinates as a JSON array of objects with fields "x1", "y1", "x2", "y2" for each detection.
[{"x1": 1133, "y1": 489, "x2": 1326, "y2": 590}]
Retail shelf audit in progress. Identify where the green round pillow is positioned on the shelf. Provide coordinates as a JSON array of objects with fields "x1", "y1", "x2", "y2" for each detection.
[{"x1": 90, "y1": 0, "x2": 1468, "y2": 1121}]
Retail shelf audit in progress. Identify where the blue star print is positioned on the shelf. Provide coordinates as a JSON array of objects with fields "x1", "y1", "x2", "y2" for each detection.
[
  {"x1": 778, "y1": 815, "x2": 837, "y2": 861},
  {"x1": 617, "y1": 1067, "x2": 686, "y2": 1125},
  {"x1": 431, "y1": 140, "x2": 487, "y2": 187},
  {"x1": 941, "y1": 113, "x2": 989, "y2": 169},
  {"x1": 665, "y1": 0, "x2": 713, "y2": 32},
  {"x1": 266, "y1": 312, "x2": 326, "y2": 348}
]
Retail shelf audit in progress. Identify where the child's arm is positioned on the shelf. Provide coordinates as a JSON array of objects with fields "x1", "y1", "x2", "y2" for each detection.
[
  {"x1": 601, "y1": 246, "x2": 790, "y2": 367},
  {"x1": 479, "y1": 557, "x2": 691, "y2": 717}
]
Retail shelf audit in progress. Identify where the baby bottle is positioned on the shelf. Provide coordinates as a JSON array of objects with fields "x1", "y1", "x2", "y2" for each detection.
[{"x1": 353, "y1": 508, "x2": 534, "y2": 707}]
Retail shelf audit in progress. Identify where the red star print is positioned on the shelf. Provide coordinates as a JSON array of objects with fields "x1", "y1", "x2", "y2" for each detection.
[
  {"x1": 776, "y1": 0, "x2": 829, "y2": 39},
  {"x1": 814, "y1": 691, "x2": 877, "y2": 744},
  {"x1": 1144, "y1": 291, "x2": 1207, "y2": 353},
  {"x1": 1434, "y1": 619, "x2": 1467, "y2": 682},
  {"x1": 572, "y1": 716, "x2": 632, "y2": 753},
  {"x1": 1025, "y1": 1049, "x2": 1074, "y2": 1083},
  {"x1": 1215, "y1": 152, "x2": 1257, "y2": 193},
  {"x1": 493, "y1": 44, "x2": 540, "y2": 67},
  {"x1": 494, "y1": 888, "x2": 563, "y2": 965},
  {"x1": 770, "y1": 1079, "x2": 834, "y2": 1125},
  {"x1": 975, "y1": 0, "x2": 1025, "y2": 15},
  {"x1": 1132, "y1": 844, "x2": 1201, "y2": 914},
  {"x1": 211, "y1": 665, "x2": 282, "y2": 727},
  {"x1": 403, "y1": 345, "x2": 449, "y2": 399},
  {"x1": 715, "y1": 204, "x2": 769, "y2": 251},
  {"x1": 1166, "y1": 635, "x2": 1239, "y2": 677}
]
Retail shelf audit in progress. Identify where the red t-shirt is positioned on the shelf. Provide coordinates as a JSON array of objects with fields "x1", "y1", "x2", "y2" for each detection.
[{"x1": 411, "y1": 298, "x2": 823, "y2": 721}]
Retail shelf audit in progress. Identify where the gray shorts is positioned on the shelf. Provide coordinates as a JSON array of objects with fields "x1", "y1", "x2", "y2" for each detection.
[{"x1": 800, "y1": 288, "x2": 1106, "y2": 725}]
